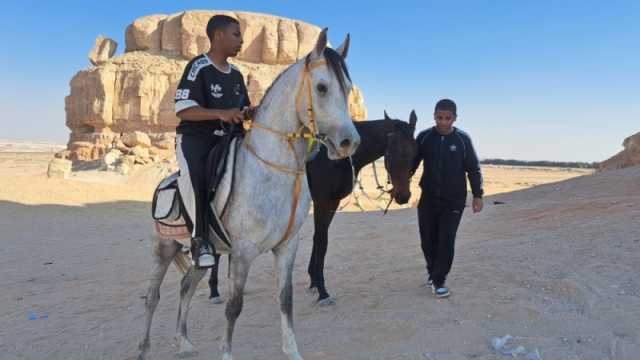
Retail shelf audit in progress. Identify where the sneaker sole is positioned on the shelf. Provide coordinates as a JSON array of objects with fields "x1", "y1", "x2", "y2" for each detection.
[{"x1": 431, "y1": 285, "x2": 450, "y2": 298}]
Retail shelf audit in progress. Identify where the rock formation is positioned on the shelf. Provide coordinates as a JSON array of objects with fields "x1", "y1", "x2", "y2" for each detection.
[
  {"x1": 598, "y1": 131, "x2": 640, "y2": 171},
  {"x1": 63, "y1": 10, "x2": 368, "y2": 165},
  {"x1": 88, "y1": 36, "x2": 118, "y2": 65}
]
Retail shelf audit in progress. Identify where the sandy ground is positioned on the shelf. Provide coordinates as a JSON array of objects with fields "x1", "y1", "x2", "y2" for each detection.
[{"x1": 1, "y1": 150, "x2": 638, "y2": 360}]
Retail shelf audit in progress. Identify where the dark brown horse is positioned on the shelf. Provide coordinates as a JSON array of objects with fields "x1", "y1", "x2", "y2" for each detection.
[{"x1": 207, "y1": 111, "x2": 418, "y2": 305}]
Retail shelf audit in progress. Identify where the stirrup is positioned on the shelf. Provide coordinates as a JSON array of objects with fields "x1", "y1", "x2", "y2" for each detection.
[{"x1": 197, "y1": 253, "x2": 215, "y2": 268}]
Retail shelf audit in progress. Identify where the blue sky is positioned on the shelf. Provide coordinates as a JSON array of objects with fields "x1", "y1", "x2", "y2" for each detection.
[{"x1": 1, "y1": 0, "x2": 638, "y2": 162}]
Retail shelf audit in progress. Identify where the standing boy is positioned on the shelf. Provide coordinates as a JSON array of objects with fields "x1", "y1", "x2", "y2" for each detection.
[{"x1": 412, "y1": 99, "x2": 484, "y2": 297}]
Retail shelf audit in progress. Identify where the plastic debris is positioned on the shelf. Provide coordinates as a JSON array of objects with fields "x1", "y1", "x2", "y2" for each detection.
[{"x1": 491, "y1": 335, "x2": 542, "y2": 359}]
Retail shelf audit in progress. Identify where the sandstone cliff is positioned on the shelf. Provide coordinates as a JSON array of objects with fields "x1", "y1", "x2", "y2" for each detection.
[{"x1": 64, "y1": 10, "x2": 368, "y2": 163}]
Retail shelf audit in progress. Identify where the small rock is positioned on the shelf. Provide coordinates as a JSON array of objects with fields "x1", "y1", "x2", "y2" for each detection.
[
  {"x1": 122, "y1": 131, "x2": 151, "y2": 148},
  {"x1": 117, "y1": 163, "x2": 131, "y2": 175},
  {"x1": 156, "y1": 138, "x2": 175, "y2": 150},
  {"x1": 101, "y1": 149, "x2": 122, "y2": 170},
  {"x1": 54, "y1": 150, "x2": 71, "y2": 159},
  {"x1": 131, "y1": 146, "x2": 150, "y2": 158},
  {"x1": 47, "y1": 158, "x2": 72, "y2": 178}
]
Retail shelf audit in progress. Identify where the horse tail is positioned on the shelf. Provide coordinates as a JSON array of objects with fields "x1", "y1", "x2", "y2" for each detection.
[{"x1": 173, "y1": 251, "x2": 190, "y2": 274}]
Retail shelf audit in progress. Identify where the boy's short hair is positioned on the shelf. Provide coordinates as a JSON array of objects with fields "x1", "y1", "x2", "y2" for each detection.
[
  {"x1": 434, "y1": 99, "x2": 457, "y2": 116},
  {"x1": 206, "y1": 15, "x2": 239, "y2": 41}
]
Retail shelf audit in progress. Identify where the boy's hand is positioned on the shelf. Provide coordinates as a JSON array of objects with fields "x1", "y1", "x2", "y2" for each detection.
[
  {"x1": 472, "y1": 198, "x2": 484, "y2": 213},
  {"x1": 242, "y1": 106, "x2": 257, "y2": 120},
  {"x1": 219, "y1": 109, "x2": 245, "y2": 124}
]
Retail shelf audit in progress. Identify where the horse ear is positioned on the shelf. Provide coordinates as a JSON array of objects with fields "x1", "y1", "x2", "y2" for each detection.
[
  {"x1": 384, "y1": 110, "x2": 391, "y2": 121},
  {"x1": 335, "y1": 33, "x2": 350, "y2": 59},
  {"x1": 313, "y1": 28, "x2": 328, "y2": 59},
  {"x1": 409, "y1": 110, "x2": 417, "y2": 132}
]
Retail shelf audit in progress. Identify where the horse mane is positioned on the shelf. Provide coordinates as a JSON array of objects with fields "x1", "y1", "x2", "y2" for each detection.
[
  {"x1": 258, "y1": 47, "x2": 352, "y2": 109},
  {"x1": 391, "y1": 120, "x2": 415, "y2": 138},
  {"x1": 313, "y1": 47, "x2": 351, "y2": 96},
  {"x1": 356, "y1": 119, "x2": 413, "y2": 137}
]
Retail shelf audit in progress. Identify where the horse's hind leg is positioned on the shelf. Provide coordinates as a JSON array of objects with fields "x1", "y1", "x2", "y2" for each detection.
[
  {"x1": 175, "y1": 263, "x2": 207, "y2": 357},
  {"x1": 313, "y1": 198, "x2": 340, "y2": 305},
  {"x1": 208, "y1": 253, "x2": 223, "y2": 303},
  {"x1": 137, "y1": 235, "x2": 181, "y2": 360},
  {"x1": 274, "y1": 239, "x2": 304, "y2": 360},
  {"x1": 221, "y1": 255, "x2": 251, "y2": 360}
]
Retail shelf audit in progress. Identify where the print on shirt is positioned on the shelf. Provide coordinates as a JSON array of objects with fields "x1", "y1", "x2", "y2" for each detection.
[{"x1": 211, "y1": 84, "x2": 223, "y2": 98}]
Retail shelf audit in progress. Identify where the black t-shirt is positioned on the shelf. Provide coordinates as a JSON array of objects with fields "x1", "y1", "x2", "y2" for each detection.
[{"x1": 174, "y1": 54, "x2": 250, "y2": 135}]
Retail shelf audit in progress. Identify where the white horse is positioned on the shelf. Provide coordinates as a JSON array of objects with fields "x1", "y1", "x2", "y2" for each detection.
[{"x1": 138, "y1": 29, "x2": 359, "y2": 360}]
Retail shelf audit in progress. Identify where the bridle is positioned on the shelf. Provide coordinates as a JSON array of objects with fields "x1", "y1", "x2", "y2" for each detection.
[{"x1": 241, "y1": 58, "x2": 341, "y2": 248}]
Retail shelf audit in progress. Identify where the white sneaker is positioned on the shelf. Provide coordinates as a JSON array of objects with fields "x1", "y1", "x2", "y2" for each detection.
[{"x1": 432, "y1": 285, "x2": 450, "y2": 298}]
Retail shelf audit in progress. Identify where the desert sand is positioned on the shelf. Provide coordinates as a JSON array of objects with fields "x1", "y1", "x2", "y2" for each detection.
[{"x1": 2, "y1": 148, "x2": 638, "y2": 360}]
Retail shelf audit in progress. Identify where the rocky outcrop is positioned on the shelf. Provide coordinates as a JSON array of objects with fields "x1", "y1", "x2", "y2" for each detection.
[
  {"x1": 65, "y1": 10, "x2": 368, "y2": 163},
  {"x1": 47, "y1": 159, "x2": 73, "y2": 178},
  {"x1": 599, "y1": 131, "x2": 640, "y2": 171},
  {"x1": 349, "y1": 86, "x2": 367, "y2": 121},
  {"x1": 89, "y1": 36, "x2": 118, "y2": 65}
]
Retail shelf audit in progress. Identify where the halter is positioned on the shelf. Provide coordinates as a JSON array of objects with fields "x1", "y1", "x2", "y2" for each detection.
[
  {"x1": 242, "y1": 58, "x2": 327, "y2": 175},
  {"x1": 241, "y1": 58, "x2": 334, "y2": 249}
]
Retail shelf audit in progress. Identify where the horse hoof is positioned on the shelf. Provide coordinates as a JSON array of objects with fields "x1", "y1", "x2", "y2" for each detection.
[
  {"x1": 210, "y1": 296, "x2": 224, "y2": 304},
  {"x1": 176, "y1": 337, "x2": 198, "y2": 358},
  {"x1": 317, "y1": 297, "x2": 336, "y2": 306},
  {"x1": 136, "y1": 342, "x2": 149, "y2": 360}
]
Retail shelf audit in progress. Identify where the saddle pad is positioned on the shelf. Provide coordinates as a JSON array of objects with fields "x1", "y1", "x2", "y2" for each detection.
[{"x1": 154, "y1": 221, "x2": 190, "y2": 240}]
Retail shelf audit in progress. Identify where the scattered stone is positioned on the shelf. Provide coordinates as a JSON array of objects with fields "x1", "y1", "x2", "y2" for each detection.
[
  {"x1": 47, "y1": 159, "x2": 73, "y2": 179},
  {"x1": 101, "y1": 149, "x2": 123, "y2": 170},
  {"x1": 122, "y1": 132, "x2": 151, "y2": 148},
  {"x1": 131, "y1": 146, "x2": 150, "y2": 159},
  {"x1": 54, "y1": 150, "x2": 71, "y2": 159}
]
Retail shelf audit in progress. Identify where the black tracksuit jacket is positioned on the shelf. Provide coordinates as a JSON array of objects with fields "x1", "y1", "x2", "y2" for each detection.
[{"x1": 412, "y1": 126, "x2": 483, "y2": 210}]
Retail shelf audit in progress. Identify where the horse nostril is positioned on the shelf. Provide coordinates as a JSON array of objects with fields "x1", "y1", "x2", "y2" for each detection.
[
  {"x1": 339, "y1": 138, "x2": 351, "y2": 148},
  {"x1": 395, "y1": 192, "x2": 411, "y2": 205}
]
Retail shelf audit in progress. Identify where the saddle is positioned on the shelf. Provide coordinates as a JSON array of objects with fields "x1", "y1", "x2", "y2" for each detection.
[{"x1": 152, "y1": 129, "x2": 241, "y2": 251}]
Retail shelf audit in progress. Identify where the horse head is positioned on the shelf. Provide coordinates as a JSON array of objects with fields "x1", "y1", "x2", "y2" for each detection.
[
  {"x1": 383, "y1": 110, "x2": 418, "y2": 204},
  {"x1": 301, "y1": 29, "x2": 360, "y2": 160}
]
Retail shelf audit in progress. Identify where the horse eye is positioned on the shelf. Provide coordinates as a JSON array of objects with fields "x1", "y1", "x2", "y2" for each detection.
[{"x1": 316, "y1": 83, "x2": 328, "y2": 94}]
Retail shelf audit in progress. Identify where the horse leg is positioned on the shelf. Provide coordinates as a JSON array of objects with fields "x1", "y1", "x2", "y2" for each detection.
[
  {"x1": 137, "y1": 236, "x2": 181, "y2": 360},
  {"x1": 314, "y1": 198, "x2": 340, "y2": 305},
  {"x1": 208, "y1": 253, "x2": 223, "y2": 304},
  {"x1": 221, "y1": 254, "x2": 251, "y2": 360},
  {"x1": 175, "y1": 264, "x2": 207, "y2": 357},
  {"x1": 274, "y1": 240, "x2": 304, "y2": 360},
  {"x1": 307, "y1": 201, "x2": 322, "y2": 291}
]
